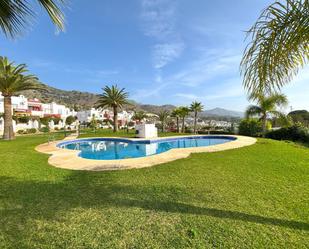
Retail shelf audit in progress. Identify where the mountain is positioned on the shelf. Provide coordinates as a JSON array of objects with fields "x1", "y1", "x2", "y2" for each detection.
[
  {"x1": 20, "y1": 83, "x2": 243, "y2": 117},
  {"x1": 201, "y1": 108, "x2": 244, "y2": 118},
  {"x1": 21, "y1": 83, "x2": 100, "y2": 110}
]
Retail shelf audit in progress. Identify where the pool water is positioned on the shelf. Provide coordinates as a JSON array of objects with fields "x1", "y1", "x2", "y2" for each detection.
[{"x1": 58, "y1": 136, "x2": 235, "y2": 160}]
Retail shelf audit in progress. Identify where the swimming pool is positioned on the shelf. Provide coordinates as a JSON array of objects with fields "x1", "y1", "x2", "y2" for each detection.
[{"x1": 57, "y1": 136, "x2": 236, "y2": 160}]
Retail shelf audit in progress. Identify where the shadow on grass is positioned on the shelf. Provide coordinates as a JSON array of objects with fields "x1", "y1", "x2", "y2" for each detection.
[{"x1": 1, "y1": 172, "x2": 308, "y2": 235}]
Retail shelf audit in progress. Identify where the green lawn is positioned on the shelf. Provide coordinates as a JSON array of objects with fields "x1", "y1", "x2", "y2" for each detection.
[{"x1": 0, "y1": 133, "x2": 308, "y2": 248}]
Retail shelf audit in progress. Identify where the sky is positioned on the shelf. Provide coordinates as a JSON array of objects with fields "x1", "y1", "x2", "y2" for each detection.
[{"x1": 1, "y1": 0, "x2": 308, "y2": 112}]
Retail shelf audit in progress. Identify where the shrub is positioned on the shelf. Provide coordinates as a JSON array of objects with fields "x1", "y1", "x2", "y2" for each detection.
[
  {"x1": 238, "y1": 119, "x2": 263, "y2": 137},
  {"x1": 198, "y1": 130, "x2": 234, "y2": 135},
  {"x1": 26, "y1": 128, "x2": 37, "y2": 134},
  {"x1": 266, "y1": 124, "x2": 309, "y2": 143},
  {"x1": 65, "y1": 115, "x2": 76, "y2": 125},
  {"x1": 17, "y1": 130, "x2": 24, "y2": 134},
  {"x1": 52, "y1": 117, "x2": 61, "y2": 125},
  {"x1": 39, "y1": 127, "x2": 50, "y2": 133},
  {"x1": 17, "y1": 116, "x2": 30, "y2": 124},
  {"x1": 40, "y1": 117, "x2": 50, "y2": 126},
  {"x1": 54, "y1": 127, "x2": 59, "y2": 131}
]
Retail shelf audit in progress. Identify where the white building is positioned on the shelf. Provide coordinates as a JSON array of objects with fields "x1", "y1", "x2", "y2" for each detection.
[
  {"x1": 0, "y1": 93, "x2": 75, "y2": 119},
  {"x1": 76, "y1": 108, "x2": 110, "y2": 123}
]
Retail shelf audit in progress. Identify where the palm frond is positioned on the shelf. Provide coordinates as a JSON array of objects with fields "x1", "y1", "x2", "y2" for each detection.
[
  {"x1": 245, "y1": 105, "x2": 263, "y2": 118},
  {"x1": 0, "y1": 0, "x2": 66, "y2": 38},
  {"x1": 241, "y1": 0, "x2": 309, "y2": 94}
]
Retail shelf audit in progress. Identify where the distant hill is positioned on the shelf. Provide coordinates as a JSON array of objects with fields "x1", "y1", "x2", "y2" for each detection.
[
  {"x1": 201, "y1": 108, "x2": 244, "y2": 118},
  {"x1": 21, "y1": 83, "x2": 100, "y2": 110},
  {"x1": 20, "y1": 83, "x2": 243, "y2": 117}
]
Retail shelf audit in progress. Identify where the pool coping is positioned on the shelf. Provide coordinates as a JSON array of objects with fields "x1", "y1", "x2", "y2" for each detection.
[{"x1": 35, "y1": 135, "x2": 256, "y2": 171}]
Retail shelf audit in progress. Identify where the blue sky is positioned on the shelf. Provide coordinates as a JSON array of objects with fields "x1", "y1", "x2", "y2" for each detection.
[{"x1": 1, "y1": 0, "x2": 308, "y2": 111}]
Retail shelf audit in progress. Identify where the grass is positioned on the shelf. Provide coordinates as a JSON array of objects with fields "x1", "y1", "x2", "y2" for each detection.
[{"x1": 0, "y1": 132, "x2": 308, "y2": 248}]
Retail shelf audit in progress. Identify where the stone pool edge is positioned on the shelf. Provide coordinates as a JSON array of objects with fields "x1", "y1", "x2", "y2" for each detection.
[{"x1": 35, "y1": 135, "x2": 256, "y2": 171}]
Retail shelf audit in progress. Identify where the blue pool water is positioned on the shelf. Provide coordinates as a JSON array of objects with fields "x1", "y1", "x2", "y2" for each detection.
[{"x1": 58, "y1": 136, "x2": 236, "y2": 160}]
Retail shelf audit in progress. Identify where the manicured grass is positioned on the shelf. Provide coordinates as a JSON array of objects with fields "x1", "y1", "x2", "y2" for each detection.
[{"x1": 0, "y1": 134, "x2": 308, "y2": 248}]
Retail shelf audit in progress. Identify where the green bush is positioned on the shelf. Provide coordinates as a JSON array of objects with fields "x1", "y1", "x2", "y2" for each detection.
[
  {"x1": 238, "y1": 119, "x2": 263, "y2": 137},
  {"x1": 17, "y1": 130, "x2": 24, "y2": 134},
  {"x1": 266, "y1": 124, "x2": 309, "y2": 143},
  {"x1": 17, "y1": 116, "x2": 30, "y2": 124},
  {"x1": 26, "y1": 128, "x2": 37, "y2": 134},
  {"x1": 39, "y1": 127, "x2": 50, "y2": 133},
  {"x1": 198, "y1": 130, "x2": 234, "y2": 135}
]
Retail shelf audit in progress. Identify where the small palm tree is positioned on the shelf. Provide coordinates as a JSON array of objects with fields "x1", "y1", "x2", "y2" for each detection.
[
  {"x1": 132, "y1": 111, "x2": 147, "y2": 124},
  {"x1": 178, "y1": 106, "x2": 190, "y2": 133},
  {"x1": 158, "y1": 110, "x2": 169, "y2": 132},
  {"x1": 0, "y1": 57, "x2": 39, "y2": 140},
  {"x1": 171, "y1": 108, "x2": 181, "y2": 133},
  {"x1": 241, "y1": 0, "x2": 309, "y2": 94},
  {"x1": 96, "y1": 85, "x2": 130, "y2": 132},
  {"x1": 190, "y1": 101, "x2": 203, "y2": 134},
  {"x1": 246, "y1": 93, "x2": 288, "y2": 136},
  {"x1": 0, "y1": 0, "x2": 67, "y2": 38}
]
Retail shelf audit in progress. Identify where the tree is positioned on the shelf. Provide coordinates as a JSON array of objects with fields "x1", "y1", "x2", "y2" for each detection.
[
  {"x1": 158, "y1": 110, "x2": 169, "y2": 132},
  {"x1": 171, "y1": 108, "x2": 181, "y2": 133},
  {"x1": 288, "y1": 110, "x2": 309, "y2": 127},
  {"x1": 190, "y1": 101, "x2": 204, "y2": 134},
  {"x1": 65, "y1": 115, "x2": 76, "y2": 125},
  {"x1": 245, "y1": 93, "x2": 288, "y2": 136},
  {"x1": 241, "y1": 0, "x2": 309, "y2": 95},
  {"x1": 96, "y1": 85, "x2": 130, "y2": 132},
  {"x1": 132, "y1": 111, "x2": 147, "y2": 123},
  {"x1": 0, "y1": 57, "x2": 39, "y2": 140},
  {"x1": 89, "y1": 114, "x2": 98, "y2": 133},
  {"x1": 178, "y1": 106, "x2": 190, "y2": 133},
  {"x1": 0, "y1": 0, "x2": 67, "y2": 38}
]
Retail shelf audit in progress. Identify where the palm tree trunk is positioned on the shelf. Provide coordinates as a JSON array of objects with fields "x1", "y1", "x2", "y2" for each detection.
[
  {"x1": 262, "y1": 114, "x2": 267, "y2": 137},
  {"x1": 113, "y1": 107, "x2": 118, "y2": 132},
  {"x1": 176, "y1": 117, "x2": 179, "y2": 133},
  {"x1": 194, "y1": 112, "x2": 197, "y2": 134},
  {"x1": 162, "y1": 121, "x2": 164, "y2": 133},
  {"x1": 182, "y1": 117, "x2": 185, "y2": 133},
  {"x1": 3, "y1": 96, "x2": 15, "y2": 140}
]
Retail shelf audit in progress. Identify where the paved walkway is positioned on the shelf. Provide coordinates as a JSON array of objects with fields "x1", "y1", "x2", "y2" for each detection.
[{"x1": 35, "y1": 135, "x2": 257, "y2": 171}]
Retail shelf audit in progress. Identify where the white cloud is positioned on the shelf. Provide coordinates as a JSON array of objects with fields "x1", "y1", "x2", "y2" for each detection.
[
  {"x1": 152, "y1": 42, "x2": 185, "y2": 69},
  {"x1": 166, "y1": 50, "x2": 241, "y2": 87},
  {"x1": 140, "y1": 0, "x2": 184, "y2": 70}
]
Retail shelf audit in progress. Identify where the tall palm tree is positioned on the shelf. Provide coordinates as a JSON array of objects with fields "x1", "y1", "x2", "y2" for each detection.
[
  {"x1": 0, "y1": 57, "x2": 39, "y2": 140},
  {"x1": 241, "y1": 0, "x2": 309, "y2": 94},
  {"x1": 171, "y1": 108, "x2": 181, "y2": 133},
  {"x1": 96, "y1": 85, "x2": 130, "y2": 132},
  {"x1": 158, "y1": 110, "x2": 169, "y2": 132},
  {"x1": 190, "y1": 101, "x2": 203, "y2": 134},
  {"x1": 0, "y1": 0, "x2": 67, "y2": 38},
  {"x1": 245, "y1": 93, "x2": 288, "y2": 136},
  {"x1": 178, "y1": 106, "x2": 190, "y2": 133}
]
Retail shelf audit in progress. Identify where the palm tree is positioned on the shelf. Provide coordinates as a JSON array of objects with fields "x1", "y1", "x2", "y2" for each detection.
[
  {"x1": 132, "y1": 111, "x2": 147, "y2": 124},
  {"x1": 178, "y1": 106, "x2": 190, "y2": 133},
  {"x1": 241, "y1": 0, "x2": 309, "y2": 95},
  {"x1": 190, "y1": 101, "x2": 203, "y2": 134},
  {"x1": 158, "y1": 110, "x2": 169, "y2": 132},
  {"x1": 0, "y1": 57, "x2": 39, "y2": 140},
  {"x1": 245, "y1": 93, "x2": 288, "y2": 136},
  {"x1": 171, "y1": 108, "x2": 181, "y2": 133},
  {"x1": 0, "y1": 0, "x2": 67, "y2": 38},
  {"x1": 96, "y1": 85, "x2": 130, "y2": 132}
]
